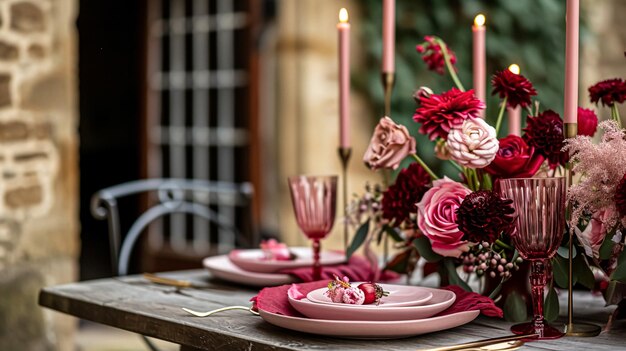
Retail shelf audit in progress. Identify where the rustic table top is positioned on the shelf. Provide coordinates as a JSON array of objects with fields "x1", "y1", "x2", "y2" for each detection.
[{"x1": 39, "y1": 269, "x2": 626, "y2": 350}]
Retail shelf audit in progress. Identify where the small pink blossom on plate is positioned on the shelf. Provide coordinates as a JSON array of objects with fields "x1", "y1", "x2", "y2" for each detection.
[
  {"x1": 260, "y1": 238, "x2": 292, "y2": 261},
  {"x1": 342, "y1": 287, "x2": 365, "y2": 305},
  {"x1": 446, "y1": 118, "x2": 499, "y2": 169}
]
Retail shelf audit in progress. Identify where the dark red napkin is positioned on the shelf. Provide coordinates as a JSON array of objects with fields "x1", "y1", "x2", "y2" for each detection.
[
  {"x1": 251, "y1": 282, "x2": 502, "y2": 319},
  {"x1": 280, "y1": 256, "x2": 398, "y2": 283}
]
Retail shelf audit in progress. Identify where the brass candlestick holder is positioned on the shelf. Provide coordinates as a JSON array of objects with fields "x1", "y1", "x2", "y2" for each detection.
[
  {"x1": 564, "y1": 122, "x2": 601, "y2": 337},
  {"x1": 338, "y1": 147, "x2": 352, "y2": 252},
  {"x1": 381, "y1": 72, "x2": 395, "y2": 262}
]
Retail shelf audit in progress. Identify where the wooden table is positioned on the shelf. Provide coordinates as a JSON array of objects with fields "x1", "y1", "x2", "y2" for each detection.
[{"x1": 39, "y1": 270, "x2": 626, "y2": 350}]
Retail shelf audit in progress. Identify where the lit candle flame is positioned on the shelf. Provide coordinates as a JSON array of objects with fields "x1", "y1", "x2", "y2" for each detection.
[
  {"x1": 474, "y1": 14, "x2": 485, "y2": 27},
  {"x1": 339, "y1": 8, "x2": 349, "y2": 23},
  {"x1": 508, "y1": 64, "x2": 520, "y2": 75}
]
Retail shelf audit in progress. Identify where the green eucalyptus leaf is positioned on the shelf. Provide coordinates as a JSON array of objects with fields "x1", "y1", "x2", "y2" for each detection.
[
  {"x1": 551, "y1": 255, "x2": 569, "y2": 289},
  {"x1": 443, "y1": 258, "x2": 472, "y2": 292},
  {"x1": 557, "y1": 245, "x2": 576, "y2": 259},
  {"x1": 346, "y1": 220, "x2": 369, "y2": 260},
  {"x1": 503, "y1": 291, "x2": 528, "y2": 323},
  {"x1": 544, "y1": 287, "x2": 559, "y2": 322},
  {"x1": 384, "y1": 225, "x2": 404, "y2": 242},
  {"x1": 573, "y1": 254, "x2": 595, "y2": 290},
  {"x1": 611, "y1": 260, "x2": 626, "y2": 284},
  {"x1": 413, "y1": 236, "x2": 443, "y2": 262},
  {"x1": 599, "y1": 234, "x2": 616, "y2": 260}
]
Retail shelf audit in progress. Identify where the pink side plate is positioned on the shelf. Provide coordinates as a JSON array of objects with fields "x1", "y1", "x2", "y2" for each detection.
[
  {"x1": 290, "y1": 287, "x2": 454, "y2": 321},
  {"x1": 202, "y1": 255, "x2": 297, "y2": 287},
  {"x1": 228, "y1": 247, "x2": 345, "y2": 273},
  {"x1": 306, "y1": 283, "x2": 433, "y2": 308},
  {"x1": 258, "y1": 308, "x2": 480, "y2": 339}
]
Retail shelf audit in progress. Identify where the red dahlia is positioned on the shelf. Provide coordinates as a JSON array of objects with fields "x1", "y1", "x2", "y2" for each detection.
[
  {"x1": 588, "y1": 78, "x2": 626, "y2": 107},
  {"x1": 616, "y1": 173, "x2": 626, "y2": 219},
  {"x1": 577, "y1": 107, "x2": 598, "y2": 137},
  {"x1": 381, "y1": 163, "x2": 431, "y2": 225},
  {"x1": 523, "y1": 110, "x2": 568, "y2": 169},
  {"x1": 416, "y1": 36, "x2": 457, "y2": 75},
  {"x1": 413, "y1": 88, "x2": 485, "y2": 140},
  {"x1": 491, "y1": 70, "x2": 537, "y2": 108},
  {"x1": 455, "y1": 190, "x2": 515, "y2": 244}
]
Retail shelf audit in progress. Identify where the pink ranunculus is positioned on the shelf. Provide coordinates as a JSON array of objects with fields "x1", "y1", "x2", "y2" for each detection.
[
  {"x1": 446, "y1": 117, "x2": 499, "y2": 169},
  {"x1": 417, "y1": 177, "x2": 472, "y2": 257},
  {"x1": 363, "y1": 116, "x2": 416, "y2": 170},
  {"x1": 260, "y1": 239, "x2": 292, "y2": 261}
]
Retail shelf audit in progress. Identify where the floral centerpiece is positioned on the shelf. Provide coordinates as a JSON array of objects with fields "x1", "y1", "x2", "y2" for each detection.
[{"x1": 346, "y1": 35, "x2": 626, "y2": 322}]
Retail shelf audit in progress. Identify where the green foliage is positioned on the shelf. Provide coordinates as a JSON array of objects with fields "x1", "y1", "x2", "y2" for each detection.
[
  {"x1": 443, "y1": 257, "x2": 472, "y2": 292},
  {"x1": 346, "y1": 220, "x2": 370, "y2": 260},
  {"x1": 356, "y1": 0, "x2": 584, "y2": 176},
  {"x1": 544, "y1": 287, "x2": 560, "y2": 322},
  {"x1": 413, "y1": 235, "x2": 443, "y2": 262},
  {"x1": 503, "y1": 290, "x2": 528, "y2": 322}
]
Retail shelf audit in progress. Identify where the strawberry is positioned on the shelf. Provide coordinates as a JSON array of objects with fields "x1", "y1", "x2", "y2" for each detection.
[{"x1": 357, "y1": 282, "x2": 389, "y2": 305}]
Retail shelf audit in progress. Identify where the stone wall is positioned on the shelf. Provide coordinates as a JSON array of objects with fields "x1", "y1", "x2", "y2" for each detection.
[{"x1": 0, "y1": 0, "x2": 78, "y2": 350}]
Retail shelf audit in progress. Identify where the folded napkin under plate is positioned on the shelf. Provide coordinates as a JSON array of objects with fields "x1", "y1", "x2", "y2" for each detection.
[{"x1": 250, "y1": 282, "x2": 502, "y2": 339}]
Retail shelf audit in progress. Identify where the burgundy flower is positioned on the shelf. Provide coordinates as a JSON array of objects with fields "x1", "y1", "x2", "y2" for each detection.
[
  {"x1": 616, "y1": 173, "x2": 626, "y2": 219},
  {"x1": 416, "y1": 36, "x2": 457, "y2": 75},
  {"x1": 484, "y1": 135, "x2": 545, "y2": 179},
  {"x1": 588, "y1": 78, "x2": 626, "y2": 107},
  {"x1": 577, "y1": 107, "x2": 598, "y2": 137},
  {"x1": 381, "y1": 163, "x2": 431, "y2": 225},
  {"x1": 455, "y1": 190, "x2": 515, "y2": 244},
  {"x1": 413, "y1": 88, "x2": 485, "y2": 140},
  {"x1": 491, "y1": 69, "x2": 537, "y2": 108},
  {"x1": 523, "y1": 110, "x2": 568, "y2": 168}
]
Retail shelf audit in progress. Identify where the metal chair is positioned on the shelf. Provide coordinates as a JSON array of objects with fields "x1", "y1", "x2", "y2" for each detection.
[{"x1": 90, "y1": 178, "x2": 257, "y2": 350}]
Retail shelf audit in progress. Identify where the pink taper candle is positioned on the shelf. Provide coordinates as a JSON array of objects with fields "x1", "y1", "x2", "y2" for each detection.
[
  {"x1": 338, "y1": 8, "x2": 351, "y2": 148},
  {"x1": 564, "y1": 0, "x2": 579, "y2": 124},
  {"x1": 382, "y1": 0, "x2": 395, "y2": 73},
  {"x1": 472, "y1": 14, "x2": 486, "y2": 117},
  {"x1": 507, "y1": 64, "x2": 522, "y2": 136},
  {"x1": 508, "y1": 107, "x2": 522, "y2": 136}
]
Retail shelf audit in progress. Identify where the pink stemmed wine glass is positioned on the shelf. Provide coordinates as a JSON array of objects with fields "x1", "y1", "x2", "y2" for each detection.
[
  {"x1": 498, "y1": 177, "x2": 566, "y2": 339},
  {"x1": 288, "y1": 175, "x2": 337, "y2": 281}
]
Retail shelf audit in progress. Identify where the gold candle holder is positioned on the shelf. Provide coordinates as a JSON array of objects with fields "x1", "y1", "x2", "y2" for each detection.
[
  {"x1": 338, "y1": 147, "x2": 352, "y2": 252},
  {"x1": 564, "y1": 122, "x2": 601, "y2": 337}
]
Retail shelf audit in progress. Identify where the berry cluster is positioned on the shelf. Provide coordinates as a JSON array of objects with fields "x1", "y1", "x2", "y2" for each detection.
[
  {"x1": 325, "y1": 275, "x2": 388, "y2": 305},
  {"x1": 461, "y1": 241, "x2": 523, "y2": 279}
]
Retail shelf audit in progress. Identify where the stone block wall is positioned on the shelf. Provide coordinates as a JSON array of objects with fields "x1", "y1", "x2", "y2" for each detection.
[{"x1": 0, "y1": 0, "x2": 78, "y2": 350}]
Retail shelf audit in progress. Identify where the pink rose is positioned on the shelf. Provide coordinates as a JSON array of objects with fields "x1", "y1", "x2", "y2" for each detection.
[
  {"x1": 260, "y1": 239, "x2": 292, "y2": 261},
  {"x1": 576, "y1": 209, "x2": 612, "y2": 259},
  {"x1": 417, "y1": 178, "x2": 472, "y2": 257},
  {"x1": 446, "y1": 118, "x2": 499, "y2": 168},
  {"x1": 363, "y1": 117, "x2": 416, "y2": 170}
]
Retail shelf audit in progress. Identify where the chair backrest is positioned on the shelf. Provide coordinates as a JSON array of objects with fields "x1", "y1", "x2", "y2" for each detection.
[{"x1": 90, "y1": 178, "x2": 256, "y2": 276}]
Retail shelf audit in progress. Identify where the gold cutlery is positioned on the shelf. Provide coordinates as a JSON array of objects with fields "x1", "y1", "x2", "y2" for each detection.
[
  {"x1": 418, "y1": 333, "x2": 536, "y2": 351},
  {"x1": 143, "y1": 273, "x2": 199, "y2": 288}
]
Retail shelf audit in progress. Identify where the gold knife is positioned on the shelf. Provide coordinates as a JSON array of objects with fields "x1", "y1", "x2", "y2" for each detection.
[
  {"x1": 143, "y1": 273, "x2": 198, "y2": 288},
  {"x1": 418, "y1": 333, "x2": 537, "y2": 351}
]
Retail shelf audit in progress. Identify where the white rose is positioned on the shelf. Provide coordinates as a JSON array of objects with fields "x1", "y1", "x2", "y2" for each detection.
[{"x1": 446, "y1": 118, "x2": 499, "y2": 168}]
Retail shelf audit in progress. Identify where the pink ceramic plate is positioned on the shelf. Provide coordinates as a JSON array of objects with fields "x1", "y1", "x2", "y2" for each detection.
[
  {"x1": 258, "y1": 308, "x2": 479, "y2": 339},
  {"x1": 228, "y1": 247, "x2": 345, "y2": 273},
  {"x1": 306, "y1": 283, "x2": 433, "y2": 308},
  {"x1": 202, "y1": 255, "x2": 297, "y2": 287},
  {"x1": 291, "y1": 287, "x2": 454, "y2": 321}
]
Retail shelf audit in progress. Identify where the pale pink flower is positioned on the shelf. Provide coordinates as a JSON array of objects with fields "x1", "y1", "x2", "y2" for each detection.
[
  {"x1": 575, "y1": 210, "x2": 613, "y2": 259},
  {"x1": 417, "y1": 177, "x2": 472, "y2": 258},
  {"x1": 446, "y1": 118, "x2": 499, "y2": 168},
  {"x1": 364, "y1": 117, "x2": 417, "y2": 170},
  {"x1": 565, "y1": 120, "x2": 626, "y2": 230}
]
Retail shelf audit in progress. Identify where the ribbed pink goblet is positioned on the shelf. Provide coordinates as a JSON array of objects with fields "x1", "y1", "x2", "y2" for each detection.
[
  {"x1": 498, "y1": 177, "x2": 566, "y2": 339},
  {"x1": 288, "y1": 175, "x2": 337, "y2": 281}
]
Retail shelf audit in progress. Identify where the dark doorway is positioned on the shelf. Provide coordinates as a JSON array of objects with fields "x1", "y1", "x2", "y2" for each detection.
[{"x1": 77, "y1": 0, "x2": 144, "y2": 280}]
